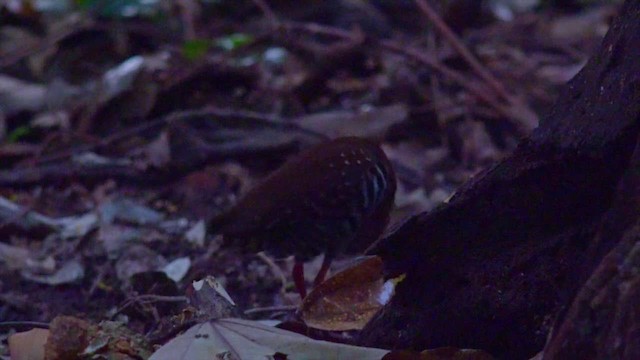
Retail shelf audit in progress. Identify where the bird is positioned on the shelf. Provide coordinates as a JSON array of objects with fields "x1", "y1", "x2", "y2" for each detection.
[{"x1": 210, "y1": 136, "x2": 396, "y2": 298}]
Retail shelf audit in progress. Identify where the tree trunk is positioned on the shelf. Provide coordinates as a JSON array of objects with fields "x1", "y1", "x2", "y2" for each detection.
[
  {"x1": 359, "y1": 1, "x2": 640, "y2": 358},
  {"x1": 542, "y1": 133, "x2": 640, "y2": 359}
]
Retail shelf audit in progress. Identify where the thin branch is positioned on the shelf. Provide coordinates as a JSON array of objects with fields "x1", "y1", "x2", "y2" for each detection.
[
  {"x1": 33, "y1": 107, "x2": 308, "y2": 165},
  {"x1": 112, "y1": 294, "x2": 188, "y2": 319},
  {"x1": 256, "y1": 252, "x2": 289, "y2": 294},
  {"x1": 281, "y1": 21, "x2": 536, "y2": 133},
  {"x1": 252, "y1": 0, "x2": 279, "y2": 27},
  {"x1": 0, "y1": 21, "x2": 91, "y2": 68},
  {"x1": 414, "y1": 0, "x2": 510, "y2": 102},
  {"x1": 0, "y1": 321, "x2": 50, "y2": 330},
  {"x1": 244, "y1": 305, "x2": 298, "y2": 315}
]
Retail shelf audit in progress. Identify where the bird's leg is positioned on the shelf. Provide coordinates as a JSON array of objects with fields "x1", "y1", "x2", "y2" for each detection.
[
  {"x1": 293, "y1": 260, "x2": 307, "y2": 299},
  {"x1": 312, "y1": 255, "x2": 332, "y2": 287}
]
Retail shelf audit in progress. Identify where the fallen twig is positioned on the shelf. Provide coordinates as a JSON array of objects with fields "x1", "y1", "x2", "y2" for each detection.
[
  {"x1": 414, "y1": 0, "x2": 510, "y2": 102},
  {"x1": 244, "y1": 304, "x2": 297, "y2": 315},
  {"x1": 280, "y1": 21, "x2": 537, "y2": 133}
]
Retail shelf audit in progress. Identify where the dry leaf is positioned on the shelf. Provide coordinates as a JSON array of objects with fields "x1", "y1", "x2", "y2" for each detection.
[
  {"x1": 149, "y1": 318, "x2": 389, "y2": 360},
  {"x1": 0, "y1": 242, "x2": 31, "y2": 270},
  {"x1": 8, "y1": 328, "x2": 49, "y2": 360},
  {"x1": 21, "y1": 259, "x2": 85, "y2": 286},
  {"x1": 44, "y1": 316, "x2": 90, "y2": 360},
  {"x1": 296, "y1": 104, "x2": 408, "y2": 140},
  {"x1": 300, "y1": 256, "x2": 396, "y2": 331},
  {"x1": 188, "y1": 276, "x2": 238, "y2": 319}
]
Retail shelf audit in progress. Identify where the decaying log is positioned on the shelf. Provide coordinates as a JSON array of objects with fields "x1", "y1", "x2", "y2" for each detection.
[{"x1": 360, "y1": 1, "x2": 640, "y2": 359}]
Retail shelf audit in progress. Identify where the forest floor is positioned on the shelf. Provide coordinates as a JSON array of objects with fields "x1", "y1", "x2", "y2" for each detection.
[{"x1": 0, "y1": 0, "x2": 619, "y2": 358}]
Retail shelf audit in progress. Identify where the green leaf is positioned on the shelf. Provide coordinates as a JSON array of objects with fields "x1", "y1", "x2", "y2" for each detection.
[
  {"x1": 7, "y1": 126, "x2": 31, "y2": 143},
  {"x1": 74, "y1": 0, "x2": 94, "y2": 8},
  {"x1": 215, "y1": 33, "x2": 254, "y2": 51},
  {"x1": 182, "y1": 39, "x2": 213, "y2": 60}
]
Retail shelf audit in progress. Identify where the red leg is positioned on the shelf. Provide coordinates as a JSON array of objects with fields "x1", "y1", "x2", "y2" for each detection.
[
  {"x1": 293, "y1": 261, "x2": 307, "y2": 299},
  {"x1": 313, "y1": 255, "x2": 332, "y2": 287}
]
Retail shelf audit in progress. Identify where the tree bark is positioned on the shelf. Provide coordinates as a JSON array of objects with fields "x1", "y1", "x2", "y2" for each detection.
[
  {"x1": 542, "y1": 133, "x2": 640, "y2": 359},
  {"x1": 360, "y1": 1, "x2": 640, "y2": 358}
]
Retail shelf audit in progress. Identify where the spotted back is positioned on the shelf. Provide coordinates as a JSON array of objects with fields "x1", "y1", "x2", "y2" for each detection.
[{"x1": 220, "y1": 137, "x2": 396, "y2": 261}]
